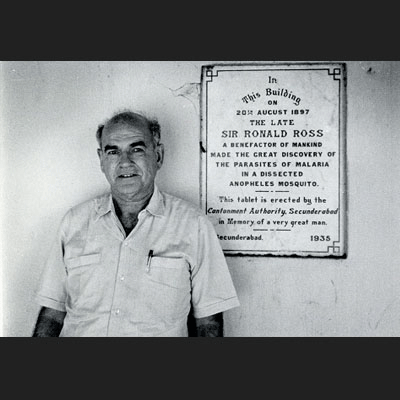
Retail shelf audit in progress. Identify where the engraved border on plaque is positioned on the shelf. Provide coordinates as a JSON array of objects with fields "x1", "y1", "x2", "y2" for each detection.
[{"x1": 200, "y1": 63, "x2": 347, "y2": 257}]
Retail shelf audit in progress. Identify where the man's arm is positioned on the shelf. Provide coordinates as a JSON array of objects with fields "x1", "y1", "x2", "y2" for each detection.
[
  {"x1": 32, "y1": 306, "x2": 66, "y2": 337},
  {"x1": 194, "y1": 312, "x2": 223, "y2": 337}
]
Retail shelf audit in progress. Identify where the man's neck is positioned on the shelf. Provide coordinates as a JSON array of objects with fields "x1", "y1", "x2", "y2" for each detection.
[
  {"x1": 112, "y1": 197, "x2": 150, "y2": 217},
  {"x1": 112, "y1": 188, "x2": 154, "y2": 216},
  {"x1": 111, "y1": 189, "x2": 154, "y2": 236}
]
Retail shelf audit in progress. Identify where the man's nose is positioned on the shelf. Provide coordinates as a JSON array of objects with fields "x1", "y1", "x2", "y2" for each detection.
[{"x1": 119, "y1": 150, "x2": 134, "y2": 165}]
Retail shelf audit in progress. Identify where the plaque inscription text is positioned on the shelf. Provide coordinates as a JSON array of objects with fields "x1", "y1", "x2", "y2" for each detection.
[{"x1": 200, "y1": 63, "x2": 347, "y2": 256}]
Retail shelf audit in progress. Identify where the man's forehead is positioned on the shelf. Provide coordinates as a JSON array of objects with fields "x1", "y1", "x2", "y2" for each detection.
[{"x1": 103, "y1": 122, "x2": 152, "y2": 142}]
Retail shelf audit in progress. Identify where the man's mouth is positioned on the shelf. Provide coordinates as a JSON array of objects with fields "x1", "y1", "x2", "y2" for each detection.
[{"x1": 119, "y1": 173, "x2": 138, "y2": 178}]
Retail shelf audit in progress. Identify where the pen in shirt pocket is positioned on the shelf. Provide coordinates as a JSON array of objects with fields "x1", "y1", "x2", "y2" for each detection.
[{"x1": 146, "y1": 249, "x2": 153, "y2": 272}]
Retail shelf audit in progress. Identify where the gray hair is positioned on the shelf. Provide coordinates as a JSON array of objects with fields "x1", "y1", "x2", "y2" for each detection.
[{"x1": 96, "y1": 110, "x2": 161, "y2": 148}]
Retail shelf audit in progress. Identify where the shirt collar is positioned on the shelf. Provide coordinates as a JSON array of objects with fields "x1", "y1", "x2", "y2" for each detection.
[
  {"x1": 94, "y1": 185, "x2": 165, "y2": 220},
  {"x1": 145, "y1": 185, "x2": 165, "y2": 217}
]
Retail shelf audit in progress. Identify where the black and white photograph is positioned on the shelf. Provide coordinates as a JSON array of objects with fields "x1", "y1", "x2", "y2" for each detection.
[{"x1": 1, "y1": 60, "x2": 399, "y2": 337}]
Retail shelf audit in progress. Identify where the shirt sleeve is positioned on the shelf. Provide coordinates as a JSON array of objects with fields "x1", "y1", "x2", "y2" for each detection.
[
  {"x1": 190, "y1": 215, "x2": 240, "y2": 319},
  {"x1": 34, "y1": 213, "x2": 69, "y2": 312}
]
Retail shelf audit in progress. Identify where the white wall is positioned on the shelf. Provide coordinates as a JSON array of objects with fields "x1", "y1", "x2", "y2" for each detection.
[{"x1": 1, "y1": 61, "x2": 399, "y2": 336}]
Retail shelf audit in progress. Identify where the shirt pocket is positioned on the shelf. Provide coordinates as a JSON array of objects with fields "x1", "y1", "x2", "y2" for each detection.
[
  {"x1": 144, "y1": 256, "x2": 191, "y2": 320},
  {"x1": 147, "y1": 256, "x2": 190, "y2": 289},
  {"x1": 64, "y1": 253, "x2": 102, "y2": 310},
  {"x1": 65, "y1": 253, "x2": 102, "y2": 270}
]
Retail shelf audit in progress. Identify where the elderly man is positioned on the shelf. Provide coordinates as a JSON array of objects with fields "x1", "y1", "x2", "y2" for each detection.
[{"x1": 33, "y1": 111, "x2": 239, "y2": 337}]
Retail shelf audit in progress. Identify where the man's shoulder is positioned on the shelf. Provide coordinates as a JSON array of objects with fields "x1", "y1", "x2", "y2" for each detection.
[
  {"x1": 161, "y1": 190, "x2": 205, "y2": 219},
  {"x1": 65, "y1": 192, "x2": 110, "y2": 219}
]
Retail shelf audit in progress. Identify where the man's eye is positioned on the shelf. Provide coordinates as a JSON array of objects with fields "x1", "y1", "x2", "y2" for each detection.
[
  {"x1": 131, "y1": 148, "x2": 145, "y2": 153},
  {"x1": 106, "y1": 150, "x2": 119, "y2": 155}
]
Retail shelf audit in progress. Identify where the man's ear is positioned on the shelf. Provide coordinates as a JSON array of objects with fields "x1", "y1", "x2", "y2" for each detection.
[
  {"x1": 97, "y1": 148, "x2": 104, "y2": 172},
  {"x1": 156, "y1": 143, "x2": 164, "y2": 169}
]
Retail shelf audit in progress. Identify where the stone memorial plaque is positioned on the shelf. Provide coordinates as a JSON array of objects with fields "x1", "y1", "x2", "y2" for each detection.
[{"x1": 200, "y1": 63, "x2": 347, "y2": 256}]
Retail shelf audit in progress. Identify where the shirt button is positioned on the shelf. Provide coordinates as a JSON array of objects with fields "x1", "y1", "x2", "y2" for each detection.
[
  {"x1": 123, "y1": 242, "x2": 128, "y2": 247},
  {"x1": 120, "y1": 275, "x2": 125, "y2": 281},
  {"x1": 115, "y1": 309, "x2": 120, "y2": 315}
]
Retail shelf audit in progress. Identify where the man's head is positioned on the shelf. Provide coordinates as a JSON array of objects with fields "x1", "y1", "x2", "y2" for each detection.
[{"x1": 97, "y1": 111, "x2": 164, "y2": 202}]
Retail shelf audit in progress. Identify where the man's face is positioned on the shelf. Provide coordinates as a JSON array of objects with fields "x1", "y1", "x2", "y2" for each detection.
[{"x1": 97, "y1": 122, "x2": 164, "y2": 201}]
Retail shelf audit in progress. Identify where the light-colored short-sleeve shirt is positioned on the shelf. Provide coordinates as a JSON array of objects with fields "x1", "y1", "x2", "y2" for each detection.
[{"x1": 35, "y1": 186, "x2": 240, "y2": 337}]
